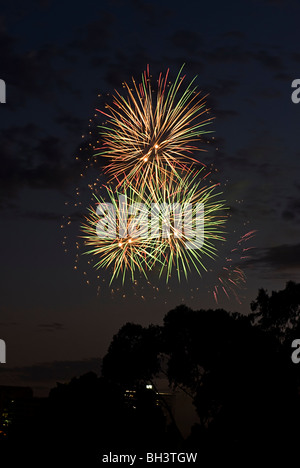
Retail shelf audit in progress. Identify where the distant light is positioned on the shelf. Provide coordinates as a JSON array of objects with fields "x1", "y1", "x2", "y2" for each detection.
[{"x1": 146, "y1": 384, "x2": 153, "y2": 389}]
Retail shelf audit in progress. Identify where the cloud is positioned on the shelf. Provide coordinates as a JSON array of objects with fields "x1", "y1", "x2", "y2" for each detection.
[
  {"x1": 55, "y1": 112, "x2": 85, "y2": 134},
  {"x1": 250, "y1": 50, "x2": 284, "y2": 72},
  {"x1": 102, "y1": 49, "x2": 154, "y2": 86},
  {"x1": 203, "y1": 46, "x2": 247, "y2": 64},
  {"x1": 70, "y1": 13, "x2": 114, "y2": 52},
  {"x1": 38, "y1": 322, "x2": 66, "y2": 332},
  {"x1": 291, "y1": 52, "x2": 300, "y2": 63},
  {"x1": 273, "y1": 72, "x2": 291, "y2": 81},
  {"x1": 205, "y1": 79, "x2": 240, "y2": 97},
  {"x1": 0, "y1": 124, "x2": 83, "y2": 205},
  {"x1": 249, "y1": 243, "x2": 300, "y2": 271},
  {"x1": 0, "y1": 321, "x2": 17, "y2": 327},
  {"x1": 221, "y1": 30, "x2": 246, "y2": 40},
  {"x1": 205, "y1": 88, "x2": 240, "y2": 120},
  {"x1": 130, "y1": 0, "x2": 174, "y2": 26},
  {"x1": 35, "y1": 136, "x2": 65, "y2": 163},
  {"x1": 253, "y1": 0, "x2": 297, "y2": 5},
  {"x1": 214, "y1": 109, "x2": 239, "y2": 119},
  {"x1": 202, "y1": 45, "x2": 285, "y2": 73},
  {"x1": 22, "y1": 211, "x2": 63, "y2": 221},
  {"x1": 0, "y1": 358, "x2": 102, "y2": 385},
  {"x1": 282, "y1": 196, "x2": 300, "y2": 222},
  {"x1": 170, "y1": 30, "x2": 202, "y2": 53},
  {"x1": 253, "y1": 87, "x2": 282, "y2": 99},
  {"x1": 0, "y1": 29, "x2": 74, "y2": 106}
]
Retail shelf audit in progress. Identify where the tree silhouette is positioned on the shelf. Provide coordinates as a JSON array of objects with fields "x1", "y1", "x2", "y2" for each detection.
[
  {"x1": 102, "y1": 290, "x2": 300, "y2": 458},
  {"x1": 102, "y1": 323, "x2": 161, "y2": 387},
  {"x1": 101, "y1": 322, "x2": 183, "y2": 444},
  {"x1": 250, "y1": 280, "x2": 300, "y2": 343},
  {"x1": 3, "y1": 282, "x2": 300, "y2": 463}
]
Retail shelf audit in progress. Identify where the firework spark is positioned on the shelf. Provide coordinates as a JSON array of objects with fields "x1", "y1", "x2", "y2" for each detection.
[{"x1": 209, "y1": 230, "x2": 257, "y2": 304}]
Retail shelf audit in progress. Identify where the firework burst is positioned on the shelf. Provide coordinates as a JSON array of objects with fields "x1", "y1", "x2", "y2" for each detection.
[
  {"x1": 146, "y1": 168, "x2": 227, "y2": 282},
  {"x1": 95, "y1": 65, "x2": 213, "y2": 187},
  {"x1": 81, "y1": 185, "x2": 162, "y2": 284},
  {"x1": 81, "y1": 168, "x2": 227, "y2": 284},
  {"x1": 65, "y1": 65, "x2": 235, "y2": 291}
]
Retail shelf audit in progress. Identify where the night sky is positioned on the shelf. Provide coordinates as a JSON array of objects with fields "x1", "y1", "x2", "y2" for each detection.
[{"x1": 0, "y1": 0, "x2": 300, "y2": 395}]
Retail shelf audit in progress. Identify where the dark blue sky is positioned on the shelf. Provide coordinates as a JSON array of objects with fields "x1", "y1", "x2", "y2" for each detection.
[{"x1": 0, "y1": 0, "x2": 300, "y2": 394}]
